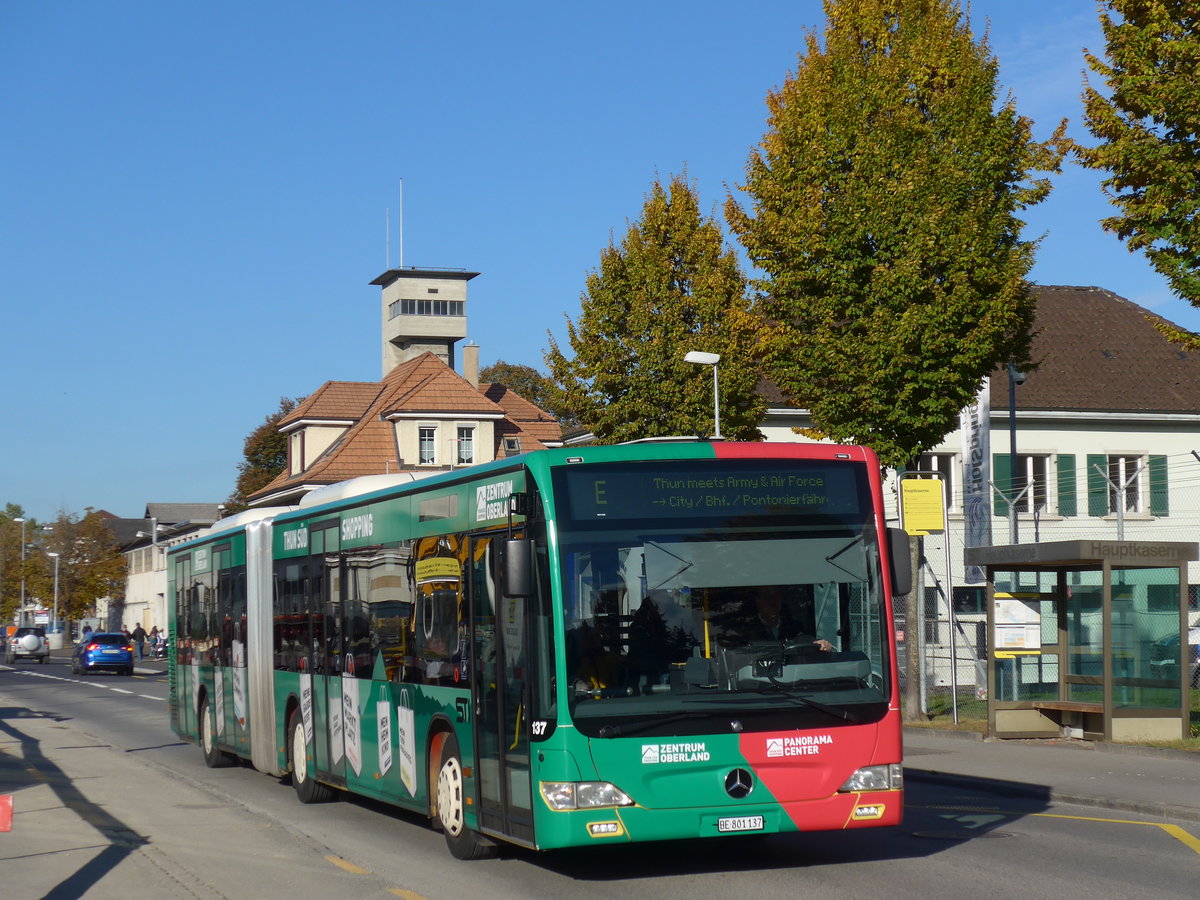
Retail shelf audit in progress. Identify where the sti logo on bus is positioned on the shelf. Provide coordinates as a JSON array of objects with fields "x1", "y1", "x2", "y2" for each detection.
[{"x1": 475, "y1": 479, "x2": 514, "y2": 523}]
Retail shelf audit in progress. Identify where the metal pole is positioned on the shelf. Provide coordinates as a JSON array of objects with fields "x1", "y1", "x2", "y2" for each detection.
[
  {"x1": 51, "y1": 553, "x2": 59, "y2": 631},
  {"x1": 16, "y1": 517, "x2": 26, "y2": 625},
  {"x1": 943, "y1": 498, "x2": 959, "y2": 724},
  {"x1": 712, "y1": 363, "x2": 721, "y2": 440},
  {"x1": 1007, "y1": 364, "x2": 1018, "y2": 544}
]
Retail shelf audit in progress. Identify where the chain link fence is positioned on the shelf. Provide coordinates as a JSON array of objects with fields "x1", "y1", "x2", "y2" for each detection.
[{"x1": 895, "y1": 478, "x2": 1200, "y2": 723}]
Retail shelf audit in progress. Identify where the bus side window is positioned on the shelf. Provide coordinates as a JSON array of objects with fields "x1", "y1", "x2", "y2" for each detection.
[{"x1": 416, "y1": 585, "x2": 460, "y2": 684}]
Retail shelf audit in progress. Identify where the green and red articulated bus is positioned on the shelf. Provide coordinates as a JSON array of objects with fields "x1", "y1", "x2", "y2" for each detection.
[{"x1": 168, "y1": 440, "x2": 910, "y2": 859}]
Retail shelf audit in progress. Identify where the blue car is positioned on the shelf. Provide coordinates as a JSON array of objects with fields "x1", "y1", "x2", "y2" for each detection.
[{"x1": 71, "y1": 632, "x2": 135, "y2": 676}]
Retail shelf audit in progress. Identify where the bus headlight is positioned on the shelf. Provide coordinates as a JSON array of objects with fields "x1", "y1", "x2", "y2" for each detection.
[
  {"x1": 540, "y1": 781, "x2": 635, "y2": 810},
  {"x1": 838, "y1": 763, "x2": 903, "y2": 792}
]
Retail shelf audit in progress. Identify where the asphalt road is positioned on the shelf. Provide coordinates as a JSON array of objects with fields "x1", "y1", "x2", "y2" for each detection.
[{"x1": 2, "y1": 657, "x2": 1197, "y2": 900}]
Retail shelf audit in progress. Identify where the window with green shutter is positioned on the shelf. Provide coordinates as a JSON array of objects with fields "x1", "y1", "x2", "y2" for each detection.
[
  {"x1": 1056, "y1": 454, "x2": 1077, "y2": 516},
  {"x1": 1087, "y1": 454, "x2": 1108, "y2": 516},
  {"x1": 1148, "y1": 455, "x2": 1168, "y2": 516}
]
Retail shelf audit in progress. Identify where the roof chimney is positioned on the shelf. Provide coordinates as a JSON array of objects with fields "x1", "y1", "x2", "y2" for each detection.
[{"x1": 463, "y1": 342, "x2": 479, "y2": 388}]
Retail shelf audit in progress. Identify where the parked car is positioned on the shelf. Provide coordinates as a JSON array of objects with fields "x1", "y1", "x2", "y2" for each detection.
[
  {"x1": 1150, "y1": 626, "x2": 1200, "y2": 688},
  {"x1": 71, "y1": 632, "x2": 135, "y2": 676},
  {"x1": 6, "y1": 626, "x2": 49, "y2": 664}
]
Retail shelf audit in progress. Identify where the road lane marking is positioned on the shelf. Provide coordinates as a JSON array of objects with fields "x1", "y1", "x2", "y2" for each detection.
[
  {"x1": 325, "y1": 855, "x2": 371, "y2": 874},
  {"x1": 3, "y1": 668, "x2": 164, "y2": 701},
  {"x1": 914, "y1": 803, "x2": 1200, "y2": 855},
  {"x1": 323, "y1": 855, "x2": 430, "y2": 899},
  {"x1": 1033, "y1": 812, "x2": 1200, "y2": 855}
]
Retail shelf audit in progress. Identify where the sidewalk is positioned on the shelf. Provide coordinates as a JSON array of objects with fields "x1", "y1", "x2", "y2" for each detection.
[
  {"x1": 903, "y1": 726, "x2": 1200, "y2": 823},
  {"x1": 0, "y1": 686, "x2": 386, "y2": 900}
]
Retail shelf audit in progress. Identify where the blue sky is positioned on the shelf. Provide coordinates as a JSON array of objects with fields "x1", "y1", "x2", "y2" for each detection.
[{"x1": 1, "y1": 1, "x2": 1190, "y2": 521}]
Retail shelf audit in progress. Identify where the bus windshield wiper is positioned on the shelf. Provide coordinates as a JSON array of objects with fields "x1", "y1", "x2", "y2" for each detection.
[
  {"x1": 747, "y1": 685, "x2": 862, "y2": 723},
  {"x1": 596, "y1": 710, "x2": 715, "y2": 739}
]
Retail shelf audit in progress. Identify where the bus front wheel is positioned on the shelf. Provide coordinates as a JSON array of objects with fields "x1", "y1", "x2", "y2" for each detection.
[
  {"x1": 288, "y1": 709, "x2": 334, "y2": 803},
  {"x1": 434, "y1": 733, "x2": 497, "y2": 860}
]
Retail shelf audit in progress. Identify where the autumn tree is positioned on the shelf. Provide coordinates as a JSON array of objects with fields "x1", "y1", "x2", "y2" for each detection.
[
  {"x1": 225, "y1": 396, "x2": 302, "y2": 513},
  {"x1": 58, "y1": 510, "x2": 126, "y2": 623},
  {"x1": 2, "y1": 509, "x2": 127, "y2": 626},
  {"x1": 479, "y1": 361, "x2": 574, "y2": 425},
  {"x1": 1078, "y1": 0, "x2": 1200, "y2": 309},
  {"x1": 1, "y1": 507, "x2": 37, "y2": 622},
  {"x1": 546, "y1": 174, "x2": 766, "y2": 443},
  {"x1": 726, "y1": 0, "x2": 1067, "y2": 469}
]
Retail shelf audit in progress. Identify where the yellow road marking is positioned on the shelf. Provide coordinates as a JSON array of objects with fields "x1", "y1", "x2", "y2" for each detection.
[
  {"x1": 324, "y1": 855, "x2": 429, "y2": 899},
  {"x1": 1032, "y1": 812, "x2": 1200, "y2": 855},
  {"x1": 325, "y1": 855, "x2": 371, "y2": 874},
  {"x1": 913, "y1": 803, "x2": 1200, "y2": 856}
]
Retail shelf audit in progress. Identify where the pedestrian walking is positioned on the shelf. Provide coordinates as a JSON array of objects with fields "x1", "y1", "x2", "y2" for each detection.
[{"x1": 132, "y1": 623, "x2": 147, "y2": 661}]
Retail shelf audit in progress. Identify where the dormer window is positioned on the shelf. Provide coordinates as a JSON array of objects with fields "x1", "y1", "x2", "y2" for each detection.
[{"x1": 289, "y1": 430, "x2": 304, "y2": 475}]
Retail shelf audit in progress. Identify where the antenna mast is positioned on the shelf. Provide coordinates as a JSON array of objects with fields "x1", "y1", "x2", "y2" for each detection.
[{"x1": 398, "y1": 178, "x2": 405, "y2": 268}]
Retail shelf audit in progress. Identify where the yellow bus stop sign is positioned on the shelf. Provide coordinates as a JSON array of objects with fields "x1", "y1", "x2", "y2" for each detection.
[{"x1": 899, "y1": 476, "x2": 946, "y2": 535}]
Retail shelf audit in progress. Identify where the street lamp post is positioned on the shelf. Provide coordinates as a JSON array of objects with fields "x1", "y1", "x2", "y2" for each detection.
[
  {"x1": 684, "y1": 351, "x2": 722, "y2": 439},
  {"x1": 47, "y1": 552, "x2": 60, "y2": 634},
  {"x1": 14, "y1": 517, "x2": 26, "y2": 625}
]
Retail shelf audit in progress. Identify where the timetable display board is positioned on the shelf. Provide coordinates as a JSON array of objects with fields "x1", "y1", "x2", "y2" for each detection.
[{"x1": 558, "y1": 461, "x2": 867, "y2": 523}]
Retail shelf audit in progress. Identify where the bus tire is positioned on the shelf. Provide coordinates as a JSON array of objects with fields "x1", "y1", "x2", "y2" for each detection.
[
  {"x1": 200, "y1": 697, "x2": 235, "y2": 768},
  {"x1": 435, "y1": 733, "x2": 497, "y2": 860},
  {"x1": 289, "y1": 708, "x2": 334, "y2": 803}
]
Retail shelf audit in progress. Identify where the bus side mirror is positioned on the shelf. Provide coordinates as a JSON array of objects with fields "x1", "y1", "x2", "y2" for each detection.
[
  {"x1": 888, "y1": 527, "x2": 912, "y2": 598},
  {"x1": 504, "y1": 538, "x2": 533, "y2": 598}
]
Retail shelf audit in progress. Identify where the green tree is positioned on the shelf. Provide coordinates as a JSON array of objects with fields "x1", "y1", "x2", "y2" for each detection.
[
  {"x1": 225, "y1": 396, "x2": 302, "y2": 513},
  {"x1": 1078, "y1": 1, "x2": 1200, "y2": 308},
  {"x1": 479, "y1": 361, "x2": 574, "y2": 425},
  {"x1": 546, "y1": 174, "x2": 766, "y2": 443},
  {"x1": 726, "y1": 0, "x2": 1067, "y2": 469}
]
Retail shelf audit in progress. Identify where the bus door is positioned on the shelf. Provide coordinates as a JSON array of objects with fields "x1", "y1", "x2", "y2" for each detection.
[
  {"x1": 213, "y1": 543, "x2": 235, "y2": 752},
  {"x1": 310, "y1": 522, "x2": 347, "y2": 786},
  {"x1": 171, "y1": 553, "x2": 194, "y2": 737},
  {"x1": 470, "y1": 534, "x2": 534, "y2": 844}
]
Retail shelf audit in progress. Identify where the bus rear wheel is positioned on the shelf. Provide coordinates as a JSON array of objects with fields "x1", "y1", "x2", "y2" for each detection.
[
  {"x1": 289, "y1": 709, "x2": 334, "y2": 803},
  {"x1": 435, "y1": 733, "x2": 496, "y2": 860},
  {"x1": 200, "y1": 697, "x2": 235, "y2": 768}
]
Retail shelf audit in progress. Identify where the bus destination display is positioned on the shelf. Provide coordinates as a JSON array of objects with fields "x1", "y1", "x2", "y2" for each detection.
[{"x1": 562, "y1": 463, "x2": 864, "y2": 521}]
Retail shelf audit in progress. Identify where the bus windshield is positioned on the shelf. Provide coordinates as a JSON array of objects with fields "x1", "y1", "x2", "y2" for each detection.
[{"x1": 553, "y1": 459, "x2": 891, "y2": 737}]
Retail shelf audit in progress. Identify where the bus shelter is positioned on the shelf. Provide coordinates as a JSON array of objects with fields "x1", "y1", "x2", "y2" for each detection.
[{"x1": 963, "y1": 540, "x2": 1196, "y2": 743}]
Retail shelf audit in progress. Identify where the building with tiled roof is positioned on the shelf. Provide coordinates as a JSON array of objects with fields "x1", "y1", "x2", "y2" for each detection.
[
  {"x1": 763, "y1": 284, "x2": 1200, "y2": 688},
  {"x1": 763, "y1": 286, "x2": 1200, "y2": 538},
  {"x1": 110, "y1": 502, "x2": 225, "y2": 634},
  {"x1": 246, "y1": 267, "x2": 562, "y2": 508}
]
